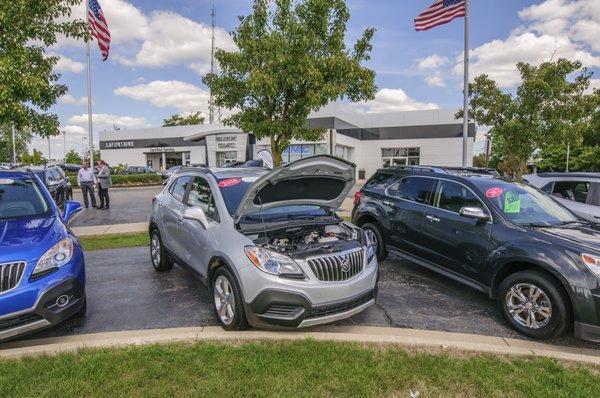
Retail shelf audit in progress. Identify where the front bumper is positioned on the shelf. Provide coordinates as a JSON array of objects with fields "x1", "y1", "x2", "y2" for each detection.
[
  {"x1": 0, "y1": 277, "x2": 85, "y2": 342},
  {"x1": 240, "y1": 255, "x2": 379, "y2": 329}
]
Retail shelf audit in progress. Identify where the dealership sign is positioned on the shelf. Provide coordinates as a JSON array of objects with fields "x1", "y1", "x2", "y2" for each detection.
[
  {"x1": 104, "y1": 140, "x2": 134, "y2": 149},
  {"x1": 216, "y1": 135, "x2": 238, "y2": 149}
]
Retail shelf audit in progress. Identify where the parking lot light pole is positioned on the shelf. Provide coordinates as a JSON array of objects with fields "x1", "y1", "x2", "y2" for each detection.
[{"x1": 12, "y1": 123, "x2": 17, "y2": 164}]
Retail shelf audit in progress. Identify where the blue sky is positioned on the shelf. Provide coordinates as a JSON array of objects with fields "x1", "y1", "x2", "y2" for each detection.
[{"x1": 34, "y1": 0, "x2": 600, "y2": 158}]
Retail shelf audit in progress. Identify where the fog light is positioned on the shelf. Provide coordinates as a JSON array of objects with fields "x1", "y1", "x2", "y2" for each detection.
[{"x1": 56, "y1": 295, "x2": 70, "y2": 308}]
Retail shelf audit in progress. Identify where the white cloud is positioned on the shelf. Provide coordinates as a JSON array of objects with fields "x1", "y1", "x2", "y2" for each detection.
[
  {"x1": 451, "y1": 0, "x2": 600, "y2": 88},
  {"x1": 59, "y1": 94, "x2": 88, "y2": 106},
  {"x1": 53, "y1": 54, "x2": 85, "y2": 73},
  {"x1": 585, "y1": 78, "x2": 600, "y2": 94},
  {"x1": 68, "y1": 113, "x2": 149, "y2": 130},
  {"x1": 63, "y1": 125, "x2": 86, "y2": 135},
  {"x1": 418, "y1": 54, "x2": 448, "y2": 70},
  {"x1": 425, "y1": 73, "x2": 446, "y2": 87},
  {"x1": 113, "y1": 11, "x2": 235, "y2": 75},
  {"x1": 352, "y1": 88, "x2": 439, "y2": 113},
  {"x1": 114, "y1": 80, "x2": 211, "y2": 113}
]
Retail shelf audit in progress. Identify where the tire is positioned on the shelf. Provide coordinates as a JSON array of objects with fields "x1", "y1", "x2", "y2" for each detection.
[
  {"x1": 150, "y1": 228, "x2": 174, "y2": 272},
  {"x1": 498, "y1": 270, "x2": 571, "y2": 340},
  {"x1": 75, "y1": 294, "x2": 87, "y2": 318},
  {"x1": 212, "y1": 267, "x2": 248, "y2": 331},
  {"x1": 362, "y1": 222, "x2": 388, "y2": 261}
]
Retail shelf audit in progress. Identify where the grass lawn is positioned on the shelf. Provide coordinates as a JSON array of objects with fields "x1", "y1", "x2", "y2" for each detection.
[
  {"x1": 78, "y1": 232, "x2": 149, "y2": 251},
  {"x1": 0, "y1": 340, "x2": 598, "y2": 397}
]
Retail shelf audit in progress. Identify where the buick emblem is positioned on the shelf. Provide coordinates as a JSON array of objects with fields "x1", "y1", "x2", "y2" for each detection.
[{"x1": 340, "y1": 256, "x2": 351, "y2": 273}]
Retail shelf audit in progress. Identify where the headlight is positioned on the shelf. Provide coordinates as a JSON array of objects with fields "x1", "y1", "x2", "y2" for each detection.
[
  {"x1": 33, "y1": 237, "x2": 74, "y2": 277},
  {"x1": 244, "y1": 246, "x2": 304, "y2": 277},
  {"x1": 581, "y1": 253, "x2": 600, "y2": 278},
  {"x1": 365, "y1": 231, "x2": 376, "y2": 263}
]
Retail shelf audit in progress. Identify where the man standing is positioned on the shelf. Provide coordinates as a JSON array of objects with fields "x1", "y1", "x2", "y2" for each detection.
[
  {"x1": 97, "y1": 160, "x2": 112, "y2": 210},
  {"x1": 77, "y1": 161, "x2": 97, "y2": 208}
]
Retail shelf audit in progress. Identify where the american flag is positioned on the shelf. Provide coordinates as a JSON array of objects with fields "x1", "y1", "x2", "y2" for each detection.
[
  {"x1": 87, "y1": 0, "x2": 111, "y2": 61},
  {"x1": 414, "y1": 0, "x2": 466, "y2": 31}
]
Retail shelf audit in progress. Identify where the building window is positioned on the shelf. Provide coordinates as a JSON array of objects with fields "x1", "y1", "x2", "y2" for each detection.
[
  {"x1": 381, "y1": 147, "x2": 420, "y2": 168},
  {"x1": 335, "y1": 145, "x2": 353, "y2": 161},
  {"x1": 216, "y1": 151, "x2": 238, "y2": 166}
]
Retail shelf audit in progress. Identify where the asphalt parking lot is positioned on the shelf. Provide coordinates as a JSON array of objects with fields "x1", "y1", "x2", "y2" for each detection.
[{"x1": 24, "y1": 246, "x2": 599, "y2": 349}]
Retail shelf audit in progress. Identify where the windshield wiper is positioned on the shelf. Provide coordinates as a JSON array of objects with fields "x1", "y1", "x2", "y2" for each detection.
[
  {"x1": 556, "y1": 220, "x2": 589, "y2": 226},
  {"x1": 522, "y1": 222, "x2": 551, "y2": 228}
]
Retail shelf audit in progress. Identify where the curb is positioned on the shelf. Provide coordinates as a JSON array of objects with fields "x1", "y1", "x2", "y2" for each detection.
[{"x1": 2, "y1": 326, "x2": 599, "y2": 364}]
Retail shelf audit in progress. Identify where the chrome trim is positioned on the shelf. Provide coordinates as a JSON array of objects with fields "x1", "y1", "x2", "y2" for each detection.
[
  {"x1": 298, "y1": 299, "x2": 375, "y2": 328},
  {"x1": 0, "y1": 261, "x2": 27, "y2": 296},
  {"x1": 0, "y1": 319, "x2": 51, "y2": 341},
  {"x1": 0, "y1": 276, "x2": 71, "y2": 321},
  {"x1": 383, "y1": 175, "x2": 494, "y2": 223},
  {"x1": 305, "y1": 247, "x2": 365, "y2": 282}
]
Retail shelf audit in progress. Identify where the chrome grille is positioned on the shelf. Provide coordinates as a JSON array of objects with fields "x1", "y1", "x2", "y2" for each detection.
[
  {"x1": 307, "y1": 249, "x2": 364, "y2": 282},
  {"x1": 0, "y1": 261, "x2": 26, "y2": 294}
]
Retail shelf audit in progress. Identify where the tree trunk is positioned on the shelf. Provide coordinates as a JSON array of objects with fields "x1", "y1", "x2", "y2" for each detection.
[{"x1": 270, "y1": 136, "x2": 283, "y2": 167}]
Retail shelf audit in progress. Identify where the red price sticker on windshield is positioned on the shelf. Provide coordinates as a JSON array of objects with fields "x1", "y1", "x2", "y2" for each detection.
[
  {"x1": 485, "y1": 187, "x2": 503, "y2": 198},
  {"x1": 218, "y1": 178, "x2": 241, "y2": 188}
]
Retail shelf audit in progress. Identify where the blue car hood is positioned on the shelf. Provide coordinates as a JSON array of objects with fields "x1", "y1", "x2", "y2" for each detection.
[{"x1": 0, "y1": 215, "x2": 67, "y2": 263}]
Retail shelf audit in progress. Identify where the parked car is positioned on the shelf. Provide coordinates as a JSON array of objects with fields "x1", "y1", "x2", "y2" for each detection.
[
  {"x1": 149, "y1": 155, "x2": 378, "y2": 330},
  {"x1": 163, "y1": 165, "x2": 182, "y2": 179},
  {"x1": 0, "y1": 170, "x2": 86, "y2": 342},
  {"x1": 58, "y1": 163, "x2": 82, "y2": 173},
  {"x1": 524, "y1": 173, "x2": 600, "y2": 223},
  {"x1": 123, "y1": 166, "x2": 162, "y2": 175},
  {"x1": 14, "y1": 165, "x2": 73, "y2": 207},
  {"x1": 352, "y1": 166, "x2": 600, "y2": 342}
]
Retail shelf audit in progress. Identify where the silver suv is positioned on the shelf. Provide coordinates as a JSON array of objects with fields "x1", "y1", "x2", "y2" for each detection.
[
  {"x1": 524, "y1": 173, "x2": 600, "y2": 223},
  {"x1": 149, "y1": 155, "x2": 378, "y2": 330}
]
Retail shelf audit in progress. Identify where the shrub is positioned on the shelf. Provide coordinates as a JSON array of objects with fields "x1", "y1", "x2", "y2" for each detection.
[{"x1": 68, "y1": 173, "x2": 163, "y2": 187}]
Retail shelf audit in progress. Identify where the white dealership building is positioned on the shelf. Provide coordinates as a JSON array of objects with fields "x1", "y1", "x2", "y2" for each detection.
[{"x1": 99, "y1": 106, "x2": 475, "y2": 179}]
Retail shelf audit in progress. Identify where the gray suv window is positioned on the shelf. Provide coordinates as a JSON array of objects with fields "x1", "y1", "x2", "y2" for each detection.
[
  {"x1": 387, "y1": 177, "x2": 435, "y2": 204},
  {"x1": 169, "y1": 176, "x2": 191, "y2": 203},
  {"x1": 552, "y1": 181, "x2": 589, "y2": 203},
  {"x1": 187, "y1": 176, "x2": 218, "y2": 221},
  {"x1": 433, "y1": 180, "x2": 483, "y2": 213}
]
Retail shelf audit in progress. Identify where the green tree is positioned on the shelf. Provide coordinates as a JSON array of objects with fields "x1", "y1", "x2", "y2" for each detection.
[
  {"x1": 0, "y1": 0, "x2": 87, "y2": 138},
  {"x1": 162, "y1": 111, "x2": 205, "y2": 127},
  {"x1": 64, "y1": 149, "x2": 82, "y2": 164},
  {"x1": 21, "y1": 149, "x2": 46, "y2": 165},
  {"x1": 459, "y1": 59, "x2": 596, "y2": 179},
  {"x1": 204, "y1": 0, "x2": 376, "y2": 166},
  {"x1": 0, "y1": 125, "x2": 32, "y2": 163}
]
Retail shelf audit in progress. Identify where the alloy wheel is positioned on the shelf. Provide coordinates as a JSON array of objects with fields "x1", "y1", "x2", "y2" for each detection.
[
  {"x1": 214, "y1": 275, "x2": 236, "y2": 325},
  {"x1": 150, "y1": 233, "x2": 161, "y2": 267},
  {"x1": 505, "y1": 283, "x2": 552, "y2": 329},
  {"x1": 365, "y1": 228, "x2": 378, "y2": 253}
]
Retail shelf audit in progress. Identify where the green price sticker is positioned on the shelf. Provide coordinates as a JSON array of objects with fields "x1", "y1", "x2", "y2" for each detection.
[{"x1": 504, "y1": 191, "x2": 521, "y2": 213}]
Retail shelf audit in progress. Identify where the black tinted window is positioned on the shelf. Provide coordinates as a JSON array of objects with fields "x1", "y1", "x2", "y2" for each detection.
[
  {"x1": 187, "y1": 177, "x2": 217, "y2": 220},
  {"x1": 387, "y1": 177, "x2": 435, "y2": 204},
  {"x1": 169, "y1": 176, "x2": 191, "y2": 203},
  {"x1": 541, "y1": 182, "x2": 553, "y2": 194},
  {"x1": 364, "y1": 171, "x2": 396, "y2": 190},
  {"x1": 434, "y1": 180, "x2": 483, "y2": 213},
  {"x1": 552, "y1": 181, "x2": 589, "y2": 203}
]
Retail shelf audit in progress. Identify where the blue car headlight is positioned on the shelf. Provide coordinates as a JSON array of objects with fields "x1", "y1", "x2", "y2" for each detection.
[{"x1": 33, "y1": 237, "x2": 74, "y2": 278}]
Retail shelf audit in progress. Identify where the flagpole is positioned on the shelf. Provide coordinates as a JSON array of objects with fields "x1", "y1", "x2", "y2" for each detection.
[
  {"x1": 86, "y1": 1, "x2": 95, "y2": 168},
  {"x1": 462, "y1": 0, "x2": 470, "y2": 167}
]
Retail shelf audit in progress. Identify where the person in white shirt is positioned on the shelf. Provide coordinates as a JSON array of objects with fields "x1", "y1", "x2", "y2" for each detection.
[{"x1": 77, "y1": 161, "x2": 97, "y2": 208}]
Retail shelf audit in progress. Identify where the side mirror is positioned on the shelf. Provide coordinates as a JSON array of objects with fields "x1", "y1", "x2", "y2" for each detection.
[
  {"x1": 62, "y1": 200, "x2": 82, "y2": 223},
  {"x1": 459, "y1": 206, "x2": 489, "y2": 221},
  {"x1": 183, "y1": 206, "x2": 209, "y2": 229}
]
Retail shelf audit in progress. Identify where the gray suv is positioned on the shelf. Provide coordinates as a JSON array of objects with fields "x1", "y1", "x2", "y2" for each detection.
[
  {"x1": 524, "y1": 173, "x2": 600, "y2": 223},
  {"x1": 149, "y1": 155, "x2": 378, "y2": 330}
]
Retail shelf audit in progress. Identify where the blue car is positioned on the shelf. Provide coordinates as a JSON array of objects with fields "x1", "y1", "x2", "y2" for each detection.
[{"x1": 0, "y1": 170, "x2": 86, "y2": 342}]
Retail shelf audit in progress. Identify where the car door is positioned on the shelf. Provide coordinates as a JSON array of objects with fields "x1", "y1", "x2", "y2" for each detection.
[
  {"x1": 550, "y1": 180, "x2": 595, "y2": 221},
  {"x1": 161, "y1": 176, "x2": 191, "y2": 254},
  {"x1": 381, "y1": 176, "x2": 436, "y2": 258},
  {"x1": 419, "y1": 179, "x2": 492, "y2": 282},
  {"x1": 177, "y1": 176, "x2": 219, "y2": 276}
]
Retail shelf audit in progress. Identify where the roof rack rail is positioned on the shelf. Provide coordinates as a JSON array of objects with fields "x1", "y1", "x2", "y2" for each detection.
[
  {"x1": 391, "y1": 165, "x2": 499, "y2": 176},
  {"x1": 537, "y1": 172, "x2": 600, "y2": 178}
]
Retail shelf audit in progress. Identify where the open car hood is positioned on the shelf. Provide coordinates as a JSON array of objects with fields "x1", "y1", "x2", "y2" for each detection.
[{"x1": 233, "y1": 155, "x2": 355, "y2": 221}]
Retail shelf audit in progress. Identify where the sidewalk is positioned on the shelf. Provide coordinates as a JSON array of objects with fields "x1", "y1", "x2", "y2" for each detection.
[{"x1": 2, "y1": 325, "x2": 599, "y2": 364}]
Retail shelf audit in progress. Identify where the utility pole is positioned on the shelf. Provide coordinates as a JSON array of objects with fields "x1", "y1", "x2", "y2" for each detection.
[
  {"x1": 47, "y1": 137, "x2": 52, "y2": 161},
  {"x1": 484, "y1": 132, "x2": 491, "y2": 170},
  {"x1": 209, "y1": 2, "x2": 216, "y2": 124},
  {"x1": 461, "y1": 0, "x2": 470, "y2": 167},
  {"x1": 63, "y1": 130, "x2": 66, "y2": 161},
  {"x1": 11, "y1": 123, "x2": 17, "y2": 164}
]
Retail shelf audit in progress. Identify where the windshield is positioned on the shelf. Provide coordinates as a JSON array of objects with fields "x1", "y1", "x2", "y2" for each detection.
[
  {"x1": 243, "y1": 205, "x2": 330, "y2": 222},
  {"x1": 217, "y1": 178, "x2": 254, "y2": 215},
  {"x1": 477, "y1": 180, "x2": 578, "y2": 226},
  {"x1": 0, "y1": 177, "x2": 50, "y2": 219}
]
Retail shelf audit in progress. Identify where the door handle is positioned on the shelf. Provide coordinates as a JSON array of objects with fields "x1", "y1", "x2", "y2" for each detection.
[{"x1": 426, "y1": 214, "x2": 440, "y2": 223}]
